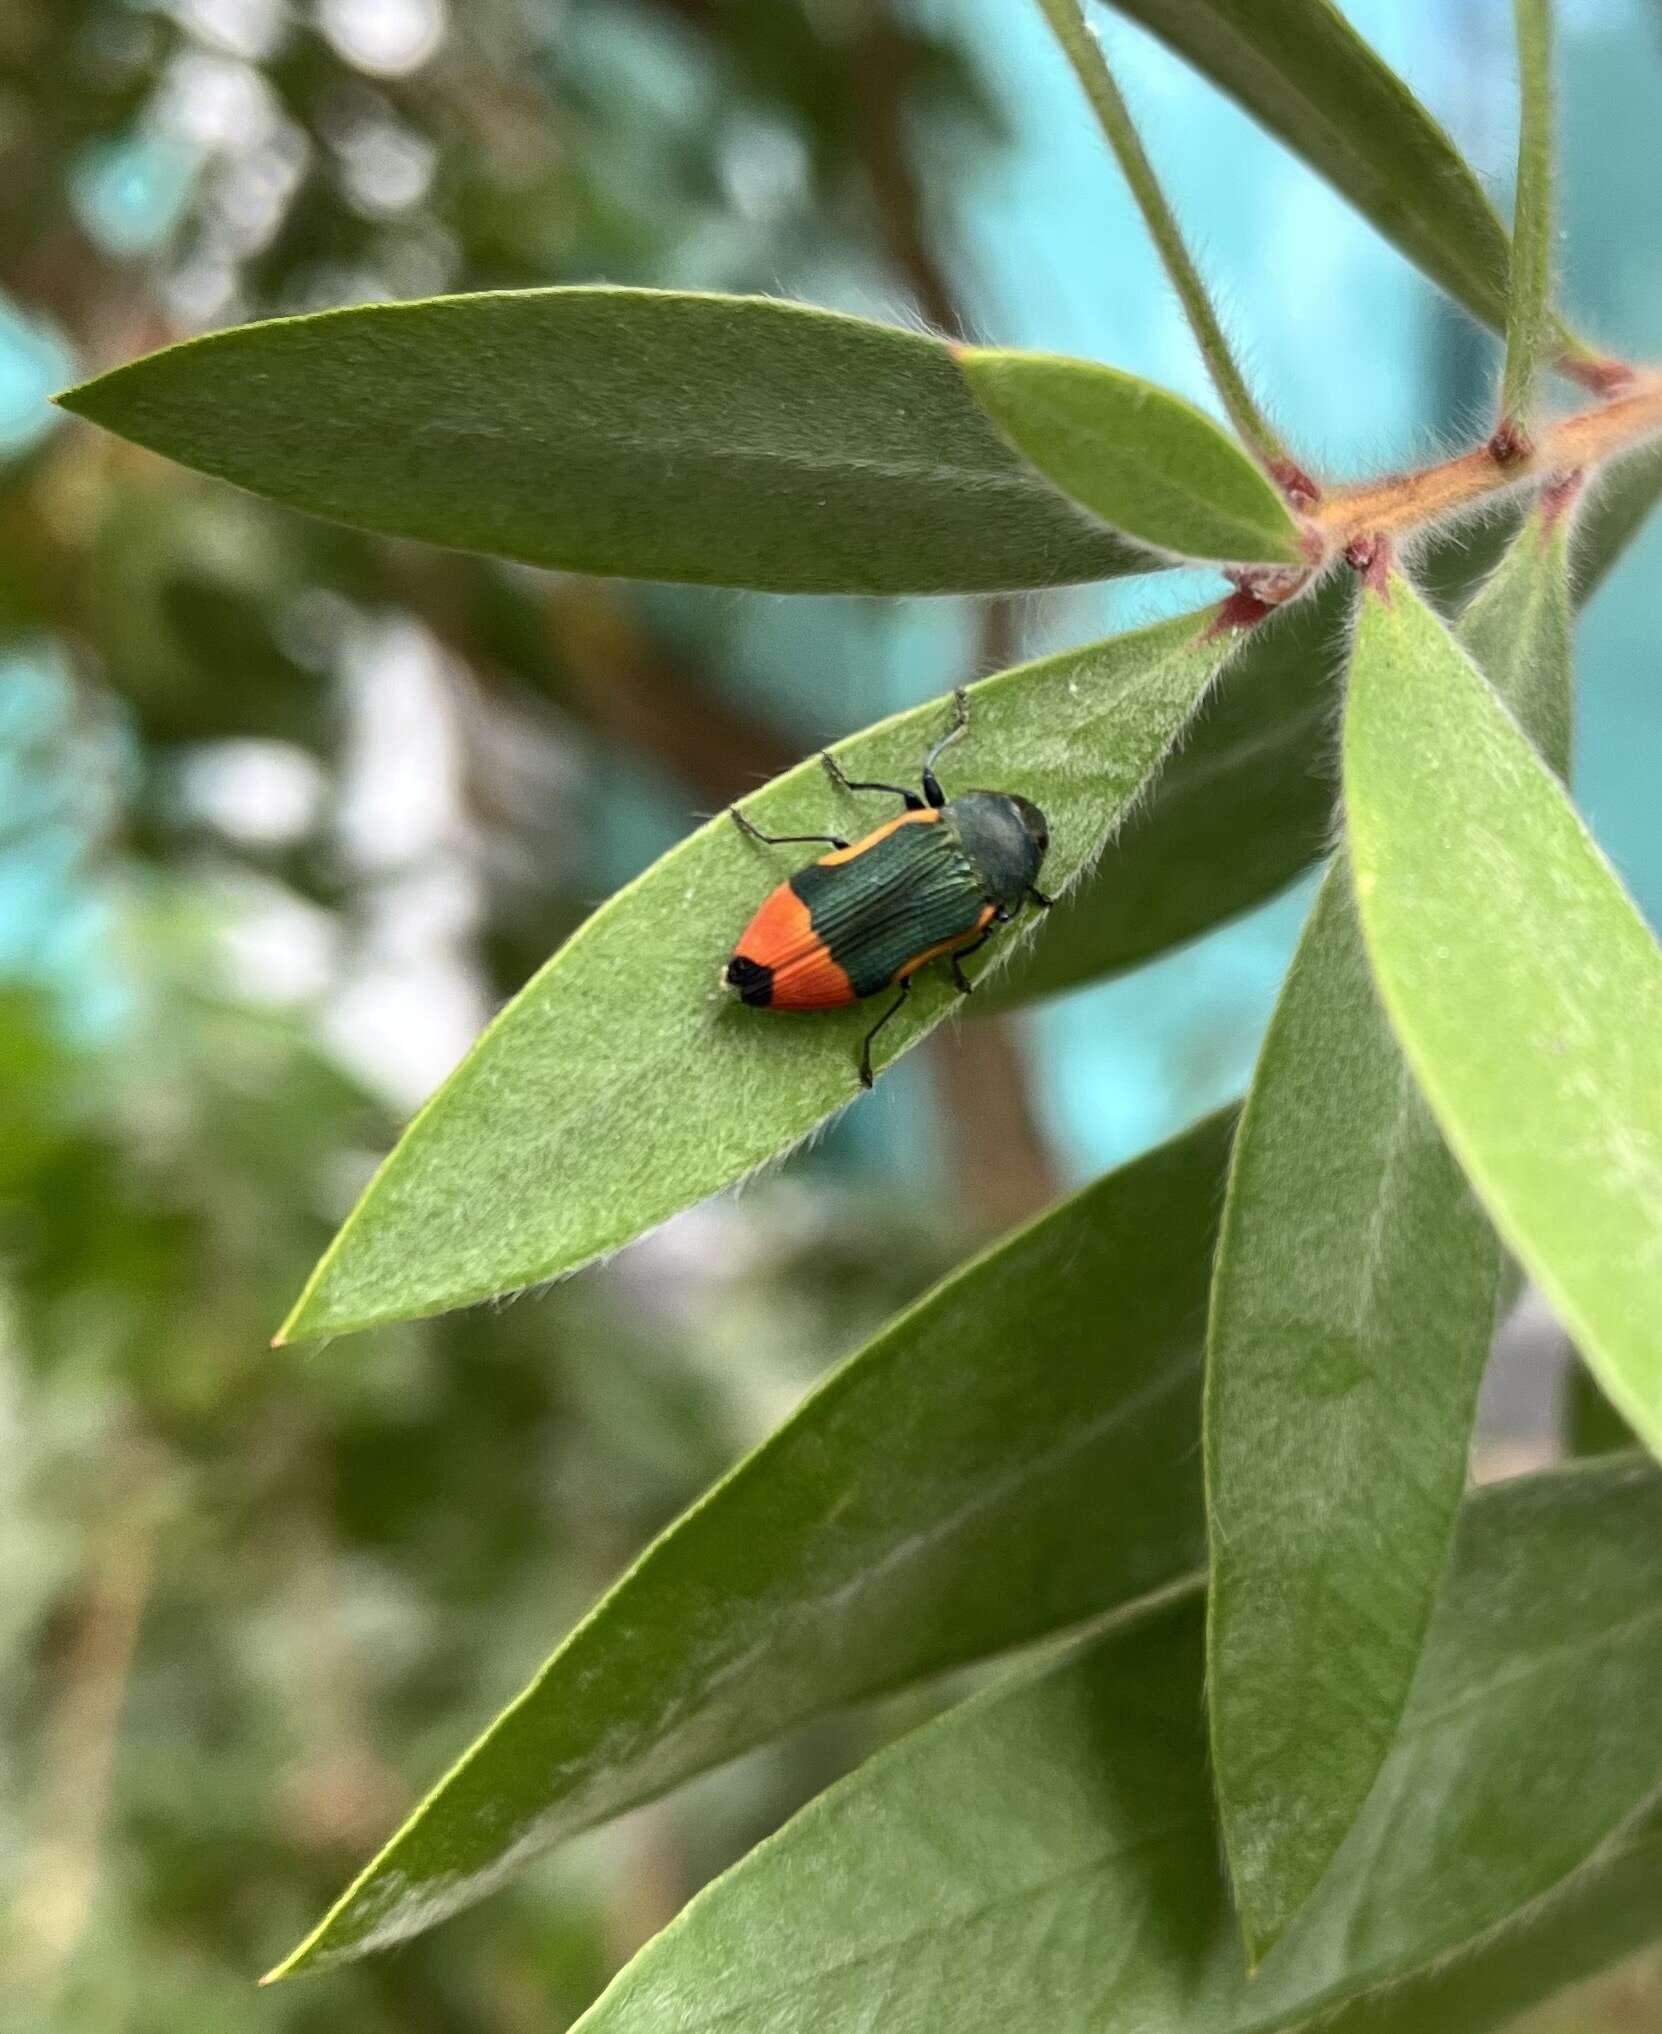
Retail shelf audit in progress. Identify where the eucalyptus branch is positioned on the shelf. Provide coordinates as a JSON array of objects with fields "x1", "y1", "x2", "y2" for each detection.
[{"x1": 1032, "y1": 0, "x2": 1301, "y2": 487}]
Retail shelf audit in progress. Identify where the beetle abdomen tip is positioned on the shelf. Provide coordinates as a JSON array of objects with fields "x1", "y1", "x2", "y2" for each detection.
[{"x1": 725, "y1": 953, "x2": 775, "y2": 1007}]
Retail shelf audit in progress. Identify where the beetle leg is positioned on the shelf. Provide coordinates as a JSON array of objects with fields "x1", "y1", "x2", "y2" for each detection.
[
  {"x1": 820, "y1": 751, "x2": 925, "y2": 811},
  {"x1": 730, "y1": 805, "x2": 848, "y2": 852},
  {"x1": 948, "y1": 926, "x2": 997, "y2": 995},
  {"x1": 858, "y1": 982, "x2": 911, "y2": 1089},
  {"x1": 920, "y1": 686, "x2": 970, "y2": 810},
  {"x1": 1027, "y1": 887, "x2": 1055, "y2": 910}
]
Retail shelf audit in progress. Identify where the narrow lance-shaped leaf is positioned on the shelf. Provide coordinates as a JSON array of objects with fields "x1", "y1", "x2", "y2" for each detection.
[
  {"x1": 1104, "y1": 0, "x2": 1589, "y2": 363},
  {"x1": 1346, "y1": 569, "x2": 1662, "y2": 1456},
  {"x1": 56, "y1": 289, "x2": 1142, "y2": 597},
  {"x1": 569, "y1": 1457, "x2": 1662, "y2": 2034},
  {"x1": 960, "y1": 348, "x2": 1305, "y2": 564},
  {"x1": 279, "y1": 606, "x2": 1243, "y2": 1341},
  {"x1": 1204, "y1": 502, "x2": 1575, "y2": 1960},
  {"x1": 1499, "y1": 0, "x2": 1555, "y2": 434},
  {"x1": 269, "y1": 1111, "x2": 1231, "y2": 1976}
]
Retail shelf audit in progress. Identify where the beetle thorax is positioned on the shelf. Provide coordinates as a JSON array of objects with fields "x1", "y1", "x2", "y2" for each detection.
[{"x1": 945, "y1": 792, "x2": 1048, "y2": 913}]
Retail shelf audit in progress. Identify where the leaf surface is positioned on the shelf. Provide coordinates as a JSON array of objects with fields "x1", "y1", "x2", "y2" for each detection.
[
  {"x1": 280, "y1": 609, "x2": 1239, "y2": 1339},
  {"x1": 1346, "y1": 570, "x2": 1662, "y2": 1457},
  {"x1": 960, "y1": 348, "x2": 1304, "y2": 564},
  {"x1": 273, "y1": 1111, "x2": 1230, "y2": 1975},
  {"x1": 1205, "y1": 504, "x2": 1574, "y2": 1956},
  {"x1": 58, "y1": 289, "x2": 1141, "y2": 596},
  {"x1": 978, "y1": 573, "x2": 1348, "y2": 1009},
  {"x1": 1577, "y1": 436, "x2": 1662, "y2": 600},
  {"x1": 568, "y1": 1458, "x2": 1662, "y2": 2034}
]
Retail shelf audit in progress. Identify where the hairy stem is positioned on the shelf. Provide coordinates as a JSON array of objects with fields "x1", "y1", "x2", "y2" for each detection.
[
  {"x1": 1033, "y1": 0, "x2": 1292, "y2": 472},
  {"x1": 1317, "y1": 373, "x2": 1662, "y2": 556},
  {"x1": 1498, "y1": 0, "x2": 1555, "y2": 444}
]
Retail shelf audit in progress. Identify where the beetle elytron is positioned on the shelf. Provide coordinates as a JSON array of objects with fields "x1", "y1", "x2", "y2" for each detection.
[{"x1": 725, "y1": 690, "x2": 1053, "y2": 1088}]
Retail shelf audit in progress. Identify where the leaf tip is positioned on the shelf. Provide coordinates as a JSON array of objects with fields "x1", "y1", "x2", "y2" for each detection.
[
  {"x1": 274, "y1": 1274, "x2": 330, "y2": 1348},
  {"x1": 276, "y1": 1197, "x2": 371, "y2": 1345},
  {"x1": 260, "y1": 1895, "x2": 348, "y2": 1986},
  {"x1": 51, "y1": 367, "x2": 138, "y2": 431}
]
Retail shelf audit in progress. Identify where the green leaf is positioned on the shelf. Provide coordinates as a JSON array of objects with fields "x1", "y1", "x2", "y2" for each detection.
[
  {"x1": 981, "y1": 457, "x2": 1662, "y2": 1014},
  {"x1": 1204, "y1": 873, "x2": 1500, "y2": 1959},
  {"x1": 1326, "y1": 1802, "x2": 1662, "y2": 2034},
  {"x1": 569, "y1": 1457, "x2": 1662, "y2": 2034},
  {"x1": 1346, "y1": 569, "x2": 1662, "y2": 1457},
  {"x1": 1102, "y1": 0, "x2": 1568, "y2": 347},
  {"x1": 1577, "y1": 435, "x2": 1662, "y2": 601},
  {"x1": 976, "y1": 575, "x2": 1347, "y2": 1010},
  {"x1": 270, "y1": 1111, "x2": 1230, "y2": 1976},
  {"x1": 279, "y1": 607, "x2": 1240, "y2": 1341},
  {"x1": 1206, "y1": 502, "x2": 1575, "y2": 1958},
  {"x1": 1500, "y1": 0, "x2": 1555, "y2": 433},
  {"x1": 56, "y1": 289, "x2": 1143, "y2": 597},
  {"x1": 959, "y1": 347, "x2": 1304, "y2": 564},
  {"x1": 1566, "y1": 1359, "x2": 1640, "y2": 1458},
  {"x1": 980, "y1": 473, "x2": 1662, "y2": 1015}
]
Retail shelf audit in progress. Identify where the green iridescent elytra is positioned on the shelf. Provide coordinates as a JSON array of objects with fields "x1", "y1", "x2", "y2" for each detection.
[
  {"x1": 725, "y1": 690, "x2": 1054, "y2": 1088},
  {"x1": 791, "y1": 802, "x2": 1028, "y2": 998}
]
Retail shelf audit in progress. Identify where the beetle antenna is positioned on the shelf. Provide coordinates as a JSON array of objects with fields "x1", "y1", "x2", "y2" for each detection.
[
  {"x1": 730, "y1": 805, "x2": 848, "y2": 852},
  {"x1": 920, "y1": 687, "x2": 970, "y2": 809},
  {"x1": 821, "y1": 751, "x2": 925, "y2": 811}
]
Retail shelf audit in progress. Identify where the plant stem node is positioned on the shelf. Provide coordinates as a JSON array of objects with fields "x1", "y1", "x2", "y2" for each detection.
[{"x1": 1489, "y1": 419, "x2": 1536, "y2": 468}]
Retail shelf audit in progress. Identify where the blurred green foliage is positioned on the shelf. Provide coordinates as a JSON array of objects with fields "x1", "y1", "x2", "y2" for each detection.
[{"x1": 0, "y1": 1, "x2": 1005, "y2": 2023}]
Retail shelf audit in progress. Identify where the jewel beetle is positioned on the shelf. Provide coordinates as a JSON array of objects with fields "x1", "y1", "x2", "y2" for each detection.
[{"x1": 724, "y1": 689, "x2": 1053, "y2": 1089}]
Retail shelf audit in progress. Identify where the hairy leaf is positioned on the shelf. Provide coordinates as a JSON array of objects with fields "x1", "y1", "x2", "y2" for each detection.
[
  {"x1": 279, "y1": 607, "x2": 1242, "y2": 1340},
  {"x1": 57, "y1": 289, "x2": 1141, "y2": 596},
  {"x1": 1577, "y1": 435, "x2": 1662, "y2": 600},
  {"x1": 270, "y1": 1112, "x2": 1230, "y2": 1975},
  {"x1": 570, "y1": 1458, "x2": 1662, "y2": 2034},
  {"x1": 960, "y1": 347, "x2": 1304, "y2": 564},
  {"x1": 1329, "y1": 1802, "x2": 1662, "y2": 2034},
  {"x1": 1346, "y1": 571, "x2": 1662, "y2": 1457},
  {"x1": 981, "y1": 452, "x2": 1662, "y2": 1013},
  {"x1": 1205, "y1": 504, "x2": 1574, "y2": 1957},
  {"x1": 980, "y1": 571, "x2": 1348, "y2": 1010}
]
